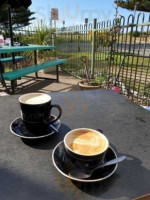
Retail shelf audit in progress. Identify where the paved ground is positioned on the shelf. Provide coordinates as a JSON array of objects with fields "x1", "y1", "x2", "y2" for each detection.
[{"x1": 0, "y1": 70, "x2": 81, "y2": 96}]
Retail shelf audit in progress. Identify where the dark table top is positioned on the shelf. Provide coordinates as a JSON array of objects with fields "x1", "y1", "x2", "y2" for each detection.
[{"x1": 0, "y1": 90, "x2": 150, "y2": 200}]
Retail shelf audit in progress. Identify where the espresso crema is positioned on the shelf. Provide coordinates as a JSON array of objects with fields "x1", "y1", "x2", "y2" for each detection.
[
  {"x1": 69, "y1": 130, "x2": 107, "y2": 155},
  {"x1": 25, "y1": 95, "x2": 50, "y2": 105}
]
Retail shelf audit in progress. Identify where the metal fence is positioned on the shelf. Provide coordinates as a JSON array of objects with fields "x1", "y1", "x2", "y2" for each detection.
[
  {"x1": 56, "y1": 14, "x2": 150, "y2": 106},
  {"x1": 1, "y1": 14, "x2": 150, "y2": 105}
]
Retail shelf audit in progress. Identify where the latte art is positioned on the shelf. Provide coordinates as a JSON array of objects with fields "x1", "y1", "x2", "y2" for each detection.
[{"x1": 69, "y1": 131, "x2": 107, "y2": 155}]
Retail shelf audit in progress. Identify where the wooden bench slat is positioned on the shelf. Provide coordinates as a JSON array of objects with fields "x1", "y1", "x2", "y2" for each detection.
[
  {"x1": 3, "y1": 59, "x2": 67, "y2": 81},
  {"x1": 0, "y1": 56, "x2": 26, "y2": 63}
]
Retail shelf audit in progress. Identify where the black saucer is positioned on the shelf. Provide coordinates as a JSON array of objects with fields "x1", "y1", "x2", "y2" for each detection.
[
  {"x1": 10, "y1": 115, "x2": 61, "y2": 139},
  {"x1": 52, "y1": 141, "x2": 118, "y2": 182}
]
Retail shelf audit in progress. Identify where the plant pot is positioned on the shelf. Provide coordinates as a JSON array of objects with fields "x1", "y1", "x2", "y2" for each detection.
[
  {"x1": 79, "y1": 80, "x2": 102, "y2": 90},
  {"x1": 43, "y1": 66, "x2": 56, "y2": 74}
]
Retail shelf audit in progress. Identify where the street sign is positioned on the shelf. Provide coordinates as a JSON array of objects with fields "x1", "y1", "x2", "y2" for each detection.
[{"x1": 51, "y1": 8, "x2": 59, "y2": 20}]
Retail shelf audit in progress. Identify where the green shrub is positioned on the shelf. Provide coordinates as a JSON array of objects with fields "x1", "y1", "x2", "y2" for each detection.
[{"x1": 132, "y1": 31, "x2": 141, "y2": 37}]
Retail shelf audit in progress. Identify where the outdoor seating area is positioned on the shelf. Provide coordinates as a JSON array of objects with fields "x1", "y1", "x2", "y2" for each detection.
[
  {"x1": 0, "y1": 45, "x2": 67, "y2": 94},
  {"x1": 1, "y1": 0, "x2": 150, "y2": 200},
  {"x1": 0, "y1": 70, "x2": 80, "y2": 95}
]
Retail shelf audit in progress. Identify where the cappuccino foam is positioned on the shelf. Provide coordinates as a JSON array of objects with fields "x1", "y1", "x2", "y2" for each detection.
[
  {"x1": 25, "y1": 95, "x2": 50, "y2": 105},
  {"x1": 69, "y1": 130, "x2": 107, "y2": 155}
]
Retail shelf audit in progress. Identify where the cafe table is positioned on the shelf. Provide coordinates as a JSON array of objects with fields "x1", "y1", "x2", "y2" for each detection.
[{"x1": 0, "y1": 89, "x2": 150, "y2": 200}]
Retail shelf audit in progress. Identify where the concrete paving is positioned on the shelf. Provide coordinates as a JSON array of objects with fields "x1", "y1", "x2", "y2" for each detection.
[{"x1": 0, "y1": 70, "x2": 81, "y2": 95}]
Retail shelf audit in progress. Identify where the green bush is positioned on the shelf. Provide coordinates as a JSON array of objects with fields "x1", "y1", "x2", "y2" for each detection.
[{"x1": 132, "y1": 31, "x2": 141, "y2": 37}]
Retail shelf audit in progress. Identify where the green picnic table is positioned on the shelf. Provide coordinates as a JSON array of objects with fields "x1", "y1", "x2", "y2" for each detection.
[
  {"x1": 0, "y1": 45, "x2": 56, "y2": 54},
  {"x1": 0, "y1": 45, "x2": 67, "y2": 94}
]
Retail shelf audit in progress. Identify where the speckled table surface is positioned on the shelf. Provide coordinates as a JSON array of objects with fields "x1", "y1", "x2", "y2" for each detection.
[{"x1": 0, "y1": 89, "x2": 150, "y2": 200}]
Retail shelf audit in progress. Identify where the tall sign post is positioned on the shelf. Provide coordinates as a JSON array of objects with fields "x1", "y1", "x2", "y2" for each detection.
[
  {"x1": 51, "y1": 8, "x2": 59, "y2": 28},
  {"x1": 91, "y1": 18, "x2": 97, "y2": 79},
  {"x1": 63, "y1": 20, "x2": 65, "y2": 28},
  {"x1": 85, "y1": 18, "x2": 88, "y2": 27},
  {"x1": 85, "y1": 18, "x2": 88, "y2": 43},
  {"x1": 50, "y1": 8, "x2": 59, "y2": 46}
]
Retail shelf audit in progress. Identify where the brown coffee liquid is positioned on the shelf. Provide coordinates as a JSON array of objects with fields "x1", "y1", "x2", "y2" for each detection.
[{"x1": 70, "y1": 130, "x2": 107, "y2": 155}]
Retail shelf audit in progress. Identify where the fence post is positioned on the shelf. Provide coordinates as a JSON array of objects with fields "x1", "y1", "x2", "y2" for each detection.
[
  {"x1": 78, "y1": 34, "x2": 81, "y2": 52},
  {"x1": 52, "y1": 33, "x2": 55, "y2": 46},
  {"x1": 91, "y1": 18, "x2": 97, "y2": 79}
]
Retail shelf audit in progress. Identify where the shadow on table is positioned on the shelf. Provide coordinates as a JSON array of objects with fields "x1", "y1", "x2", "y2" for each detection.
[
  {"x1": 0, "y1": 167, "x2": 59, "y2": 200},
  {"x1": 21, "y1": 123, "x2": 71, "y2": 150},
  {"x1": 72, "y1": 151, "x2": 150, "y2": 200}
]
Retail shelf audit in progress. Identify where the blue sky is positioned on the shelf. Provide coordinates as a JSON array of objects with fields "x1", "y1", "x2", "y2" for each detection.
[{"x1": 29, "y1": 0, "x2": 145, "y2": 27}]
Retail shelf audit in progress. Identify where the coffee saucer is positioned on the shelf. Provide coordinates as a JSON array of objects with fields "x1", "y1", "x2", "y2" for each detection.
[
  {"x1": 10, "y1": 115, "x2": 61, "y2": 139},
  {"x1": 52, "y1": 141, "x2": 118, "y2": 182}
]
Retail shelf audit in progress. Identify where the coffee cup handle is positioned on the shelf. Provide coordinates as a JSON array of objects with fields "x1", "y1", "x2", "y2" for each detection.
[{"x1": 50, "y1": 104, "x2": 62, "y2": 124}]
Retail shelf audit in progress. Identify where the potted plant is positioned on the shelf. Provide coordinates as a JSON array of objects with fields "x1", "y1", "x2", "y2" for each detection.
[{"x1": 79, "y1": 56, "x2": 107, "y2": 90}]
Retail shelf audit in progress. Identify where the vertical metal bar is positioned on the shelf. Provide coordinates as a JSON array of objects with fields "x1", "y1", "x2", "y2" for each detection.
[
  {"x1": 119, "y1": 16, "x2": 126, "y2": 94},
  {"x1": 8, "y1": 6, "x2": 16, "y2": 67},
  {"x1": 142, "y1": 54, "x2": 150, "y2": 105},
  {"x1": 118, "y1": 16, "x2": 125, "y2": 93},
  {"x1": 80, "y1": 25, "x2": 83, "y2": 77},
  {"x1": 52, "y1": 33, "x2": 55, "y2": 46},
  {"x1": 106, "y1": 20, "x2": 111, "y2": 79},
  {"x1": 131, "y1": 14, "x2": 144, "y2": 102},
  {"x1": 11, "y1": 80, "x2": 16, "y2": 95},
  {"x1": 137, "y1": 15, "x2": 150, "y2": 104},
  {"x1": 112, "y1": 19, "x2": 118, "y2": 81},
  {"x1": 91, "y1": 18, "x2": 97, "y2": 79},
  {"x1": 107, "y1": 21, "x2": 112, "y2": 88},
  {"x1": 34, "y1": 50, "x2": 38, "y2": 78},
  {"x1": 8, "y1": 7, "x2": 14, "y2": 46},
  {"x1": 70, "y1": 27, "x2": 73, "y2": 76},
  {"x1": 56, "y1": 65, "x2": 59, "y2": 82},
  {"x1": 77, "y1": 34, "x2": 80, "y2": 52},
  {"x1": 121, "y1": 16, "x2": 130, "y2": 91},
  {"x1": 125, "y1": 15, "x2": 135, "y2": 98}
]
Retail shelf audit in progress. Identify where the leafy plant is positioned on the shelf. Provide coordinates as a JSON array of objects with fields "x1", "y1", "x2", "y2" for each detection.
[
  {"x1": 0, "y1": 0, "x2": 32, "y2": 8},
  {"x1": 90, "y1": 76, "x2": 107, "y2": 87},
  {"x1": 115, "y1": 0, "x2": 150, "y2": 13},
  {"x1": 131, "y1": 31, "x2": 141, "y2": 37},
  {"x1": 80, "y1": 56, "x2": 107, "y2": 86},
  {"x1": 19, "y1": 21, "x2": 54, "y2": 45},
  {"x1": 0, "y1": 0, "x2": 34, "y2": 29}
]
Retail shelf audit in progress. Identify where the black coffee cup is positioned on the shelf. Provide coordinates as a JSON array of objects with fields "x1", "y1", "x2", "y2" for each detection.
[
  {"x1": 64, "y1": 128, "x2": 109, "y2": 170},
  {"x1": 19, "y1": 93, "x2": 62, "y2": 134}
]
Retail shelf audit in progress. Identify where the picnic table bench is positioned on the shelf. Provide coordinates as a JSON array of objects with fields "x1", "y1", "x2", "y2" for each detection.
[
  {"x1": 0, "y1": 45, "x2": 67, "y2": 94},
  {"x1": 0, "y1": 56, "x2": 26, "y2": 63}
]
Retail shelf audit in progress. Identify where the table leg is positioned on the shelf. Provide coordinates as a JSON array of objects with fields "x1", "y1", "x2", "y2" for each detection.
[
  {"x1": 11, "y1": 80, "x2": 16, "y2": 95},
  {"x1": 56, "y1": 65, "x2": 59, "y2": 82},
  {"x1": 34, "y1": 50, "x2": 38, "y2": 78}
]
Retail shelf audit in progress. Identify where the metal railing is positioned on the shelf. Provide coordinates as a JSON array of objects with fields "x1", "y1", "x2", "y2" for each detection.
[
  {"x1": 56, "y1": 14, "x2": 150, "y2": 106},
  {"x1": 1, "y1": 14, "x2": 150, "y2": 105}
]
